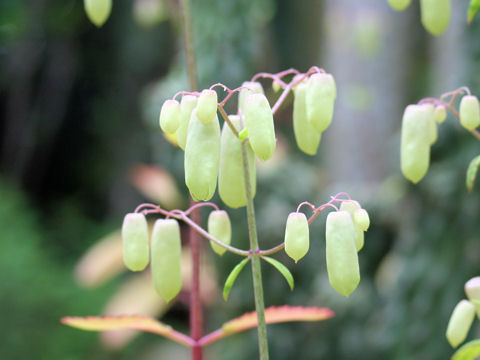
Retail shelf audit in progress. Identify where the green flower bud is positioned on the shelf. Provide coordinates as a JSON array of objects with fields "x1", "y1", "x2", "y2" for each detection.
[
  {"x1": 84, "y1": 0, "x2": 112, "y2": 27},
  {"x1": 400, "y1": 104, "x2": 431, "y2": 183},
  {"x1": 422, "y1": 104, "x2": 437, "y2": 145},
  {"x1": 218, "y1": 116, "x2": 256, "y2": 208},
  {"x1": 446, "y1": 299, "x2": 475, "y2": 348},
  {"x1": 151, "y1": 219, "x2": 182, "y2": 302},
  {"x1": 121, "y1": 213, "x2": 150, "y2": 271},
  {"x1": 244, "y1": 93, "x2": 276, "y2": 161},
  {"x1": 185, "y1": 110, "x2": 220, "y2": 201},
  {"x1": 196, "y1": 89, "x2": 218, "y2": 124},
  {"x1": 459, "y1": 95, "x2": 480, "y2": 131},
  {"x1": 272, "y1": 80, "x2": 282, "y2": 93},
  {"x1": 420, "y1": 0, "x2": 451, "y2": 36},
  {"x1": 354, "y1": 208, "x2": 370, "y2": 231},
  {"x1": 238, "y1": 81, "x2": 264, "y2": 113},
  {"x1": 387, "y1": 0, "x2": 411, "y2": 11},
  {"x1": 325, "y1": 211, "x2": 360, "y2": 297},
  {"x1": 176, "y1": 95, "x2": 198, "y2": 150},
  {"x1": 465, "y1": 277, "x2": 480, "y2": 317},
  {"x1": 293, "y1": 82, "x2": 322, "y2": 155},
  {"x1": 159, "y1": 99, "x2": 181, "y2": 134},
  {"x1": 339, "y1": 201, "x2": 365, "y2": 251},
  {"x1": 207, "y1": 210, "x2": 232, "y2": 256},
  {"x1": 306, "y1": 73, "x2": 337, "y2": 133},
  {"x1": 434, "y1": 105, "x2": 447, "y2": 124},
  {"x1": 284, "y1": 212, "x2": 310, "y2": 263}
]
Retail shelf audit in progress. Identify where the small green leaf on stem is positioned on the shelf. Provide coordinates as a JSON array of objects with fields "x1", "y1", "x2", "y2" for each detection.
[
  {"x1": 451, "y1": 339, "x2": 480, "y2": 360},
  {"x1": 468, "y1": 0, "x2": 480, "y2": 24},
  {"x1": 466, "y1": 155, "x2": 480, "y2": 192},
  {"x1": 223, "y1": 257, "x2": 250, "y2": 301},
  {"x1": 261, "y1": 256, "x2": 294, "y2": 290}
]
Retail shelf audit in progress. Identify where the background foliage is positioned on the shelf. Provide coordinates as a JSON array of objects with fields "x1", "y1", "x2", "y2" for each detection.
[{"x1": 1, "y1": 0, "x2": 480, "y2": 359}]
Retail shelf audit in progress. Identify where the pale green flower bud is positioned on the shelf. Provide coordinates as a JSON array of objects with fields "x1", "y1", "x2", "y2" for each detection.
[
  {"x1": 151, "y1": 219, "x2": 182, "y2": 302},
  {"x1": 122, "y1": 213, "x2": 150, "y2": 271},
  {"x1": 207, "y1": 210, "x2": 232, "y2": 256},
  {"x1": 284, "y1": 212, "x2": 310, "y2": 263},
  {"x1": 446, "y1": 299, "x2": 475, "y2": 348}
]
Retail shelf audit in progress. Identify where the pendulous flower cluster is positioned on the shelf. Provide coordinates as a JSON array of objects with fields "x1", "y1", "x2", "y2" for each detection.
[
  {"x1": 158, "y1": 68, "x2": 337, "y2": 207},
  {"x1": 400, "y1": 89, "x2": 480, "y2": 184},
  {"x1": 284, "y1": 198, "x2": 370, "y2": 297}
]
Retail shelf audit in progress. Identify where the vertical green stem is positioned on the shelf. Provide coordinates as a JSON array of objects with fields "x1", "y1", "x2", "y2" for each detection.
[{"x1": 240, "y1": 141, "x2": 269, "y2": 360}]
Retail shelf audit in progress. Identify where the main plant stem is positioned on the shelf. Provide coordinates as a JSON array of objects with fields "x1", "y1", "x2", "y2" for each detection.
[
  {"x1": 179, "y1": 0, "x2": 202, "y2": 359},
  {"x1": 240, "y1": 141, "x2": 269, "y2": 360}
]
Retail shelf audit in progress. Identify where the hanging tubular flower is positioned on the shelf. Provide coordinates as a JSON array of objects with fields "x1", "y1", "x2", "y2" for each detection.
[
  {"x1": 176, "y1": 95, "x2": 198, "y2": 150},
  {"x1": 339, "y1": 201, "x2": 365, "y2": 251},
  {"x1": 184, "y1": 111, "x2": 221, "y2": 201},
  {"x1": 400, "y1": 104, "x2": 431, "y2": 184},
  {"x1": 284, "y1": 212, "x2": 310, "y2": 263},
  {"x1": 446, "y1": 300, "x2": 475, "y2": 348},
  {"x1": 325, "y1": 211, "x2": 360, "y2": 297},
  {"x1": 387, "y1": 0, "x2": 411, "y2": 11},
  {"x1": 121, "y1": 213, "x2": 150, "y2": 271},
  {"x1": 207, "y1": 210, "x2": 232, "y2": 256},
  {"x1": 196, "y1": 89, "x2": 218, "y2": 125},
  {"x1": 293, "y1": 82, "x2": 322, "y2": 155},
  {"x1": 419, "y1": 0, "x2": 451, "y2": 36},
  {"x1": 159, "y1": 99, "x2": 181, "y2": 134},
  {"x1": 218, "y1": 115, "x2": 256, "y2": 208},
  {"x1": 305, "y1": 73, "x2": 336, "y2": 134},
  {"x1": 151, "y1": 219, "x2": 182, "y2": 302},
  {"x1": 84, "y1": 0, "x2": 112, "y2": 27},
  {"x1": 243, "y1": 93, "x2": 276, "y2": 161},
  {"x1": 459, "y1": 95, "x2": 480, "y2": 131}
]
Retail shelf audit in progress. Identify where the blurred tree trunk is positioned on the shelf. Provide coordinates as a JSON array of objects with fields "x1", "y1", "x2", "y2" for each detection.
[
  {"x1": 431, "y1": 1, "x2": 467, "y2": 92},
  {"x1": 321, "y1": 0, "x2": 416, "y2": 185}
]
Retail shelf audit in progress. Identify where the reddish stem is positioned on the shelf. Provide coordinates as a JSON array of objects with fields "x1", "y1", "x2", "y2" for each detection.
[{"x1": 189, "y1": 200, "x2": 203, "y2": 360}]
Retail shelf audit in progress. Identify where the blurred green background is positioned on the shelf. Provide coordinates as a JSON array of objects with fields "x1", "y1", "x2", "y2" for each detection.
[{"x1": 1, "y1": 0, "x2": 480, "y2": 359}]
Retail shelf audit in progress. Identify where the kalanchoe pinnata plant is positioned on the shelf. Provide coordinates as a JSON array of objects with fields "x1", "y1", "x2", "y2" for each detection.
[
  {"x1": 63, "y1": 67, "x2": 370, "y2": 360},
  {"x1": 400, "y1": 87, "x2": 480, "y2": 190}
]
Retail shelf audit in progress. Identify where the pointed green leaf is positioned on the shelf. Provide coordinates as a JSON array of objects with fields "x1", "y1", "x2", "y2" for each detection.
[
  {"x1": 452, "y1": 339, "x2": 480, "y2": 360},
  {"x1": 466, "y1": 155, "x2": 480, "y2": 192},
  {"x1": 262, "y1": 256, "x2": 294, "y2": 290},
  {"x1": 223, "y1": 257, "x2": 250, "y2": 301},
  {"x1": 468, "y1": 0, "x2": 480, "y2": 24}
]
